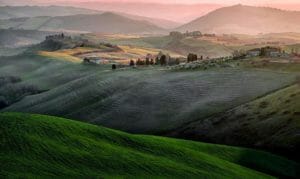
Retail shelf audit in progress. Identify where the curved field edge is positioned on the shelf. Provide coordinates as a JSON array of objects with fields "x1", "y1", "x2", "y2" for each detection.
[{"x1": 0, "y1": 112, "x2": 299, "y2": 178}]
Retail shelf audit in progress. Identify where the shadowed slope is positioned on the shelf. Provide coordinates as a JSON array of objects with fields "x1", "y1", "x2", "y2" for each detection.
[{"x1": 168, "y1": 84, "x2": 300, "y2": 162}]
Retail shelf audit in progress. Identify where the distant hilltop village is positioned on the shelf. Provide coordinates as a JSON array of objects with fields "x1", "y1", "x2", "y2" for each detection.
[
  {"x1": 45, "y1": 33, "x2": 71, "y2": 40},
  {"x1": 42, "y1": 33, "x2": 121, "y2": 52},
  {"x1": 169, "y1": 31, "x2": 215, "y2": 38}
]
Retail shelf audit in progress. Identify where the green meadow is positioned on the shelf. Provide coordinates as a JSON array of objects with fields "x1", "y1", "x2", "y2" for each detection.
[{"x1": 1, "y1": 112, "x2": 299, "y2": 178}]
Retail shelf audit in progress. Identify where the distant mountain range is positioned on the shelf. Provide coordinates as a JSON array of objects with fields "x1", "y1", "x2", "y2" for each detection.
[
  {"x1": 0, "y1": 5, "x2": 179, "y2": 29},
  {"x1": 0, "y1": 12, "x2": 165, "y2": 34},
  {"x1": 0, "y1": 5, "x2": 102, "y2": 19},
  {"x1": 0, "y1": 2, "x2": 223, "y2": 22},
  {"x1": 2, "y1": 5, "x2": 300, "y2": 34},
  {"x1": 62, "y1": 2, "x2": 223, "y2": 23},
  {"x1": 178, "y1": 5, "x2": 300, "y2": 34},
  {"x1": 118, "y1": 12, "x2": 180, "y2": 29}
]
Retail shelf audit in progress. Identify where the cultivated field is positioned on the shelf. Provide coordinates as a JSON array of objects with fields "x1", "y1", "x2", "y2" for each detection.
[{"x1": 38, "y1": 45, "x2": 183, "y2": 64}]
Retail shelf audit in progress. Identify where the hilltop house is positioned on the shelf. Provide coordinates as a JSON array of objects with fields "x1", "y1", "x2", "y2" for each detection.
[
  {"x1": 246, "y1": 48, "x2": 261, "y2": 57},
  {"x1": 246, "y1": 46, "x2": 287, "y2": 58},
  {"x1": 45, "y1": 33, "x2": 71, "y2": 40},
  {"x1": 261, "y1": 46, "x2": 282, "y2": 57},
  {"x1": 83, "y1": 57, "x2": 105, "y2": 65}
]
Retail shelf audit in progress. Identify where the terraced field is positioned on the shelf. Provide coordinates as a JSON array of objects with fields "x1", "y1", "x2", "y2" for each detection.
[
  {"x1": 0, "y1": 54, "x2": 298, "y2": 134},
  {"x1": 0, "y1": 112, "x2": 299, "y2": 178}
]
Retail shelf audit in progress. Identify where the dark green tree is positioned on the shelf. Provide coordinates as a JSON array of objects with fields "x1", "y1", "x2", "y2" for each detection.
[
  {"x1": 129, "y1": 60, "x2": 135, "y2": 66},
  {"x1": 160, "y1": 55, "x2": 167, "y2": 66},
  {"x1": 146, "y1": 58, "x2": 150, "y2": 65}
]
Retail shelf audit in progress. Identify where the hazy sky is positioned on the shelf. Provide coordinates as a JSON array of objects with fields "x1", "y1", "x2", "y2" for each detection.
[
  {"x1": 66, "y1": 0, "x2": 296, "y2": 3},
  {"x1": 3, "y1": 0, "x2": 300, "y2": 22},
  {"x1": 8, "y1": 0, "x2": 300, "y2": 5}
]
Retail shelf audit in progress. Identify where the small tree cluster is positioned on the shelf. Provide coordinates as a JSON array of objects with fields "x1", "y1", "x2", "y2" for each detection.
[
  {"x1": 160, "y1": 55, "x2": 167, "y2": 66},
  {"x1": 129, "y1": 60, "x2": 135, "y2": 66},
  {"x1": 0, "y1": 83, "x2": 41, "y2": 109},
  {"x1": 169, "y1": 31, "x2": 202, "y2": 38},
  {"x1": 0, "y1": 76, "x2": 21, "y2": 86},
  {"x1": 136, "y1": 58, "x2": 145, "y2": 65},
  {"x1": 187, "y1": 53, "x2": 198, "y2": 62},
  {"x1": 128, "y1": 52, "x2": 172, "y2": 67},
  {"x1": 135, "y1": 58, "x2": 155, "y2": 66}
]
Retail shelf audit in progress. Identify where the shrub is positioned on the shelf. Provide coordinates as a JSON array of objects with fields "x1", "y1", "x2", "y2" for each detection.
[
  {"x1": 0, "y1": 96, "x2": 8, "y2": 109},
  {"x1": 0, "y1": 76, "x2": 21, "y2": 86},
  {"x1": 0, "y1": 83, "x2": 41, "y2": 106}
]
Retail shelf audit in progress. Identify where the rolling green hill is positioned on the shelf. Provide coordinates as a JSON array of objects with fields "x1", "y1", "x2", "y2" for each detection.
[
  {"x1": 0, "y1": 112, "x2": 299, "y2": 178},
  {"x1": 0, "y1": 54, "x2": 299, "y2": 162}
]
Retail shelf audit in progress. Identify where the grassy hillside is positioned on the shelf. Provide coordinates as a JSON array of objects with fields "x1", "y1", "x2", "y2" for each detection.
[
  {"x1": 168, "y1": 84, "x2": 300, "y2": 161},
  {"x1": 0, "y1": 112, "x2": 299, "y2": 178}
]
